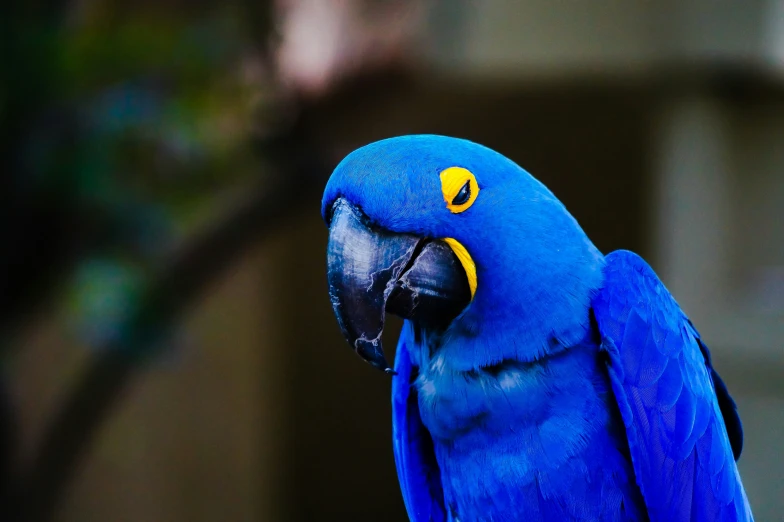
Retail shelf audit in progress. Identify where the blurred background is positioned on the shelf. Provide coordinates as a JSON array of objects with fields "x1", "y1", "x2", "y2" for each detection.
[{"x1": 2, "y1": 0, "x2": 783, "y2": 520}]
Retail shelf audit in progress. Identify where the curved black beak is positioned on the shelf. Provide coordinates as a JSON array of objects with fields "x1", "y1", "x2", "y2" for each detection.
[{"x1": 326, "y1": 198, "x2": 471, "y2": 372}]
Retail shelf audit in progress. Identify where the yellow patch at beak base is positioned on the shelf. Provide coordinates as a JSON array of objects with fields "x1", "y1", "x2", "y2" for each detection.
[{"x1": 443, "y1": 238, "x2": 477, "y2": 299}]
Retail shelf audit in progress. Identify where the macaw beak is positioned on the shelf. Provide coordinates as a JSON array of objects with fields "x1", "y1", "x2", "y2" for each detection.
[{"x1": 326, "y1": 198, "x2": 471, "y2": 372}]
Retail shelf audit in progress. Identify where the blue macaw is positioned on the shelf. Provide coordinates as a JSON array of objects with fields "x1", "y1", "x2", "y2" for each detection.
[{"x1": 322, "y1": 135, "x2": 753, "y2": 521}]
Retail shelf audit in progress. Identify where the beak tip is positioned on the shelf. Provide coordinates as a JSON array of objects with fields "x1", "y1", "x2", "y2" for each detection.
[{"x1": 354, "y1": 338, "x2": 390, "y2": 372}]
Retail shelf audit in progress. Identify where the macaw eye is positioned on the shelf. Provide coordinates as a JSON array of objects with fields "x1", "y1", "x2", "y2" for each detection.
[
  {"x1": 452, "y1": 181, "x2": 471, "y2": 206},
  {"x1": 439, "y1": 167, "x2": 479, "y2": 214}
]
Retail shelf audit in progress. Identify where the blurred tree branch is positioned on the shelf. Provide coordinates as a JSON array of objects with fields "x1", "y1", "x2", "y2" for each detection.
[
  {"x1": 1, "y1": 1, "x2": 90, "y2": 518},
  {"x1": 1, "y1": 0, "x2": 423, "y2": 519},
  {"x1": 0, "y1": 0, "x2": 315, "y2": 519},
  {"x1": 14, "y1": 121, "x2": 329, "y2": 521}
]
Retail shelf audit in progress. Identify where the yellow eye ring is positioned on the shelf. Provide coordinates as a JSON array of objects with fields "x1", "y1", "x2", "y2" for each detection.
[{"x1": 440, "y1": 167, "x2": 479, "y2": 213}]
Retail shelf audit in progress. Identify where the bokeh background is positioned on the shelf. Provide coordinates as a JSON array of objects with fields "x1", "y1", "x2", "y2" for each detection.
[{"x1": 3, "y1": 1, "x2": 783, "y2": 521}]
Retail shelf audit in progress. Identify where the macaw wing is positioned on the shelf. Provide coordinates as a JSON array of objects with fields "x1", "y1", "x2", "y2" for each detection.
[
  {"x1": 392, "y1": 320, "x2": 446, "y2": 522},
  {"x1": 592, "y1": 250, "x2": 753, "y2": 521}
]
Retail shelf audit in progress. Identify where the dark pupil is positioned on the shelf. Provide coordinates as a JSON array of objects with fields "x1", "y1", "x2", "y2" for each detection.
[{"x1": 453, "y1": 181, "x2": 471, "y2": 205}]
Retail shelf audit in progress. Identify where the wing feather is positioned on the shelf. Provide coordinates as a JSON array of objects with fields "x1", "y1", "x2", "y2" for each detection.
[
  {"x1": 592, "y1": 250, "x2": 753, "y2": 522},
  {"x1": 392, "y1": 321, "x2": 446, "y2": 522}
]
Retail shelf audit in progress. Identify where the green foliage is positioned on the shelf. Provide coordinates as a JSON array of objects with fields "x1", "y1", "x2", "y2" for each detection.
[{"x1": 31, "y1": 3, "x2": 274, "y2": 353}]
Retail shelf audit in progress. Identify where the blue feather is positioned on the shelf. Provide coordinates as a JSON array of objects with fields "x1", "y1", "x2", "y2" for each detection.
[
  {"x1": 392, "y1": 321, "x2": 446, "y2": 522},
  {"x1": 593, "y1": 250, "x2": 753, "y2": 521},
  {"x1": 392, "y1": 323, "x2": 648, "y2": 521},
  {"x1": 322, "y1": 135, "x2": 753, "y2": 522}
]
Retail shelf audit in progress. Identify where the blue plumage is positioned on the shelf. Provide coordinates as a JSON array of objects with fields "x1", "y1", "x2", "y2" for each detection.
[
  {"x1": 594, "y1": 250, "x2": 752, "y2": 521},
  {"x1": 393, "y1": 321, "x2": 648, "y2": 521},
  {"x1": 322, "y1": 135, "x2": 753, "y2": 521}
]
